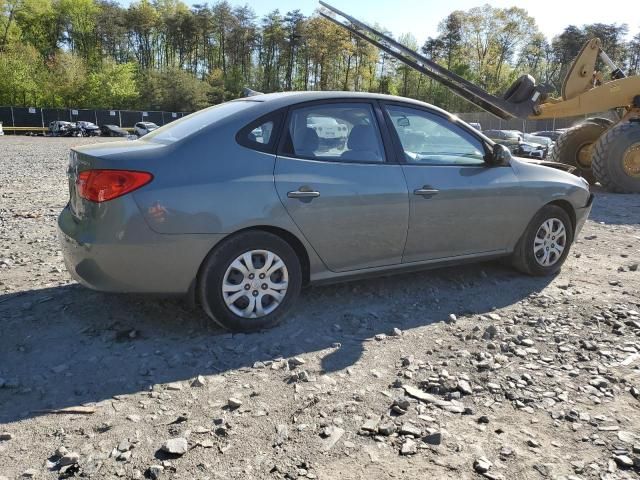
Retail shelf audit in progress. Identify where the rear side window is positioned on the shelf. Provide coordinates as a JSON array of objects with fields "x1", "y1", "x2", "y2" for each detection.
[
  {"x1": 236, "y1": 110, "x2": 284, "y2": 153},
  {"x1": 281, "y1": 103, "x2": 385, "y2": 163}
]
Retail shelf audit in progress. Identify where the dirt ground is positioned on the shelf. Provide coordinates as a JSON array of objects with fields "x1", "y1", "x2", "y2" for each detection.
[{"x1": 1, "y1": 136, "x2": 639, "y2": 480}]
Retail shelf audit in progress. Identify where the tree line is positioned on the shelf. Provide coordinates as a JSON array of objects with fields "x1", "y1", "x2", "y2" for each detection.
[{"x1": 1, "y1": 0, "x2": 638, "y2": 113}]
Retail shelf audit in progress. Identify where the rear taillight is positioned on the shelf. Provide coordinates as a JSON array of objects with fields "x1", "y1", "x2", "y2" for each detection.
[{"x1": 77, "y1": 169, "x2": 153, "y2": 203}]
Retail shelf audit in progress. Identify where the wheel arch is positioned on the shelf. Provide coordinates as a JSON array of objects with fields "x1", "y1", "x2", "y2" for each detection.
[
  {"x1": 546, "y1": 199, "x2": 576, "y2": 233},
  {"x1": 193, "y1": 225, "x2": 311, "y2": 301}
]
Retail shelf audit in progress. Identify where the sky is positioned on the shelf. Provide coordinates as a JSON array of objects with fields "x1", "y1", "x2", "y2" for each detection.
[{"x1": 141, "y1": 0, "x2": 640, "y2": 45}]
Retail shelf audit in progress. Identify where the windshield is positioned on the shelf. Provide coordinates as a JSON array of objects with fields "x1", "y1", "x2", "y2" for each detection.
[{"x1": 143, "y1": 100, "x2": 255, "y2": 144}]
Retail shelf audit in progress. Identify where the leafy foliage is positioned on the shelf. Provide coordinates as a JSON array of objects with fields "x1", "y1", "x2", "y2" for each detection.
[{"x1": 0, "y1": 0, "x2": 637, "y2": 112}]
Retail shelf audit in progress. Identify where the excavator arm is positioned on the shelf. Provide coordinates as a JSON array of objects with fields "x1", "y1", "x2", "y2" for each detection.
[{"x1": 319, "y1": 2, "x2": 640, "y2": 121}]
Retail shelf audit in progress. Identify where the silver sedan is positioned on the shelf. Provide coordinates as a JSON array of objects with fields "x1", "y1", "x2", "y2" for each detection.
[{"x1": 58, "y1": 92, "x2": 593, "y2": 331}]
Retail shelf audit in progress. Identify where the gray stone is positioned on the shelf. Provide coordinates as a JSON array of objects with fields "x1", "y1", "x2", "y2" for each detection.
[
  {"x1": 288, "y1": 357, "x2": 306, "y2": 367},
  {"x1": 617, "y1": 431, "x2": 637, "y2": 444},
  {"x1": 51, "y1": 364, "x2": 68, "y2": 374},
  {"x1": 161, "y1": 437, "x2": 188, "y2": 455},
  {"x1": 361, "y1": 419, "x2": 379, "y2": 432},
  {"x1": 400, "y1": 438, "x2": 417, "y2": 455},
  {"x1": 527, "y1": 439, "x2": 541, "y2": 448},
  {"x1": 191, "y1": 375, "x2": 206, "y2": 387},
  {"x1": 55, "y1": 446, "x2": 68, "y2": 457},
  {"x1": 58, "y1": 452, "x2": 79, "y2": 467},
  {"x1": 228, "y1": 397, "x2": 243, "y2": 409},
  {"x1": 378, "y1": 423, "x2": 396, "y2": 436},
  {"x1": 148, "y1": 465, "x2": 164, "y2": 479},
  {"x1": 483, "y1": 325, "x2": 498, "y2": 340},
  {"x1": 613, "y1": 455, "x2": 633, "y2": 468},
  {"x1": 0, "y1": 432, "x2": 12, "y2": 441},
  {"x1": 274, "y1": 424, "x2": 288, "y2": 446},
  {"x1": 424, "y1": 431, "x2": 442, "y2": 445},
  {"x1": 457, "y1": 380, "x2": 473, "y2": 395},
  {"x1": 320, "y1": 426, "x2": 344, "y2": 451},
  {"x1": 399, "y1": 423, "x2": 422, "y2": 437},
  {"x1": 474, "y1": 457, "x2": 492, "y2": 473}
]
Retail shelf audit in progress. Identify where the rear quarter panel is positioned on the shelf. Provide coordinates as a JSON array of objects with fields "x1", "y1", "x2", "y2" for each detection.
[{"x1": 129, "y1": 115, "x2": 329, "y2": 277}]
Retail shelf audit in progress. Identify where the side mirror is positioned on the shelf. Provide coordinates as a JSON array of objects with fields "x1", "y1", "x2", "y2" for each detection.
[
  {"x1": 396, "y1": 116, "x2": 410, "y2": 127},
  {"x1": 490, "y1": 143, "x2": 512, "y2": 166}
]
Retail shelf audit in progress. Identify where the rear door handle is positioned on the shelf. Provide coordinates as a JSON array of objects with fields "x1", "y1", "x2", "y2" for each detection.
[
  {"x1": 414, "y1": 187, "x2": 440, "y2": 196},
  {"x1": 288, "y1": 189, "x2": 320, "y2": 199}
]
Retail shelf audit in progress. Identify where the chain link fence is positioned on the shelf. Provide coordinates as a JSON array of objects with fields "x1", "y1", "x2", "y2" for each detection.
[
  {"x1": 0, "y1": 107, "x2": 192, "y2": 134},
  {"x1": 0, "y1": 105, "x2": 612, "y2": 135}
]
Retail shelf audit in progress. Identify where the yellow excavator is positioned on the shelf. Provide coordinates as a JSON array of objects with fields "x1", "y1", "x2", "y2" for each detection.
[{"x1": 319, "y1": 2, "x2": 640, "y2": 193}]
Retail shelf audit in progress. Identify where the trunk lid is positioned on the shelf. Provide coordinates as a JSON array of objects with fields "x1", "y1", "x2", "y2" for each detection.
[{"x1": 67, "y1": 140, "x2": 166, "y2": 219}]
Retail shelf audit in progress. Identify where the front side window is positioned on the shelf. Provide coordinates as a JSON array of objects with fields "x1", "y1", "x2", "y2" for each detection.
[
  {"x1": 385, "y1": 105, "x2": 486, "y2": 166},
  {"x1": 283, "y1": 103, "x2": 385, "y2": 163}
]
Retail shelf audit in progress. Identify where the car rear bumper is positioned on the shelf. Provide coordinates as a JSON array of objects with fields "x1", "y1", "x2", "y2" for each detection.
[{"x1": 58, "y1": 204, "x2": 224, "y2": 294}]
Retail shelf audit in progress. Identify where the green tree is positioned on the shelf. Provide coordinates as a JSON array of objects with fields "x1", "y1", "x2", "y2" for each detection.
[{"x1": 86, "y1": 60, "x2": 139, "y2": 108}]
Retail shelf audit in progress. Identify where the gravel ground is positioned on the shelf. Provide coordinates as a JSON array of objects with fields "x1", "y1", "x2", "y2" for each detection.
[{"x1": 1, "y1": 136, "x2": 640, "y2": 480}]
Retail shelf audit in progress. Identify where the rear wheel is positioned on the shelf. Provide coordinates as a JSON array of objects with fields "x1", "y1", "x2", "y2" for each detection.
[
  {"x1": 592, "y1": 121, "x2": 640, "y2": 193},
  {"x1": 549, "y1": 121, "x2": 610, "y2": 184},
  {"x1": 511, "y1": 205, "x2": 574, "y2": 276},
  {"x1": 198, "y1": 231, "x2": 302, "y2": 332}
]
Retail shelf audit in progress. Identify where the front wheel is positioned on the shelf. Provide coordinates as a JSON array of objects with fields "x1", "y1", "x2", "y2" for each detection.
[
  {"x1": 511, "y1": 205, "x2": 574, "y2": 276},
  {"x1": 198, "y1": 231, "x2": 302, "y2": 331},
  {"x1": 549, "y1": 122, "x2": 609, "y2": 184}
]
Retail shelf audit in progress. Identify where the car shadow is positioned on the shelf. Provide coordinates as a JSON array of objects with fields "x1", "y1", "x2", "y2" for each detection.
[{"x1": 0, "y1": 261, "x2": 553, "y2": 425}]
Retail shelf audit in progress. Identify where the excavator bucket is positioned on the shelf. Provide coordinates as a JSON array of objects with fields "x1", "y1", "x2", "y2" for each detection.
[{"x1": 318, "y1": 1, "x2": 551, "y2": 120}]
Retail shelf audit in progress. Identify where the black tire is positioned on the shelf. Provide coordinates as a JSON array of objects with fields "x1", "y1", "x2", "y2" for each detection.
[
  {"x1": 586, "y1": 117, "x2": 614, "y2": 129},
  {"x1": 592, "y1": 121, "x2": 640, "y2": 193},
  {"x1": 503, "y1": 74, "x2": 536, "y2": 104},
  {"x1": 511, "y1": 205, "x2": 574, "y2": 276},
  {"x1": 548, "y1": 122, "x2": 608, "y2": 184},
  {"x1": 198, "y1": 231, "x2": 302, "y2": 332}
]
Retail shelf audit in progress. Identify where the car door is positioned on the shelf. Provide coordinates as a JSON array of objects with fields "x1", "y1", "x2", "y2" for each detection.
[
  {"x1": 382, "y1": 103, "x2": 524, "y2": 263},
  {"x1": 274, "y1": 101, "x2": 409, "y2": 272}
]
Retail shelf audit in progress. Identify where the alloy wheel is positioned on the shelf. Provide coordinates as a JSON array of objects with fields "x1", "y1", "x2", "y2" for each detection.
[
  {"x1": 533, "y1": 218, "x2": 567, "y2": 267},
  {"x1": 222, "y1": 250, "x2": 289, "y2": 318}
]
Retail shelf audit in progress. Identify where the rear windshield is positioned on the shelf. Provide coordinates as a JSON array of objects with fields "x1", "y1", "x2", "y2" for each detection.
[{"x1": 143, "y1": 100, "x2": 255, "y2": 144}]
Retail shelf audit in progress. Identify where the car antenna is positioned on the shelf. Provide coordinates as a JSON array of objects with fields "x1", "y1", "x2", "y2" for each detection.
[{"x1": 242, "y1": 88, "x2": 264, "y2": 97}]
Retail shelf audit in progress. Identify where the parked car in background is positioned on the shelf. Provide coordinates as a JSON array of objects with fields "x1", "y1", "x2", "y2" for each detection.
[
  {"x1": 484, "y1": 129, "x2": 549, "y2": 159},
  {"x1": 59, "y1": 91, "x2": 592, "y2": 332},
  {"x1": 524, "y1": 133, "x2": 552, "y2": 157},
  {"x1": 100, "y1": 124, "x2": 130, "y2": 137},
  {"x1": 307, "y1": 115, "x2": 348, "y2": 149},
  {"x1": 514, "y1": 142, "x2": 546, "y2": 159},
  {"x1": 524, "y1": 133, "x2": 553, "y2": 147},
  {"x1": 76, "y1": 121, "x2": 101, "y2": 137},
  {"x1": 468, "y1": 122, "x2": 482, "y2": 131},
  {"x1": 531, "y1": 130, "x2": 566, "y2": 142},
  {"x1": 482, "y1": 129, "x2": 522, "y2": 150},
  {"x1": 49, "y1": 121, "x2": 79, "y2": 137},
  {"x1": 134, "y1": 122, "x2": 159, "y2": 137}
]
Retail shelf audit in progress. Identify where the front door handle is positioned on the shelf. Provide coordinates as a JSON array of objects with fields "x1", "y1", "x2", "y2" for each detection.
[
  {"x1": 414, "y1": 187, "x2": 440, "y2": 196},
  {"x1": 288, "y1": 188, "x2": 321, "y2": 199}
]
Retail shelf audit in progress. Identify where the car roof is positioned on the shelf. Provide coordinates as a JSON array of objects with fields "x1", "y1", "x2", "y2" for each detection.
[{"x1": 229, "y1": 91, "x2": 456, "y2": 118}]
